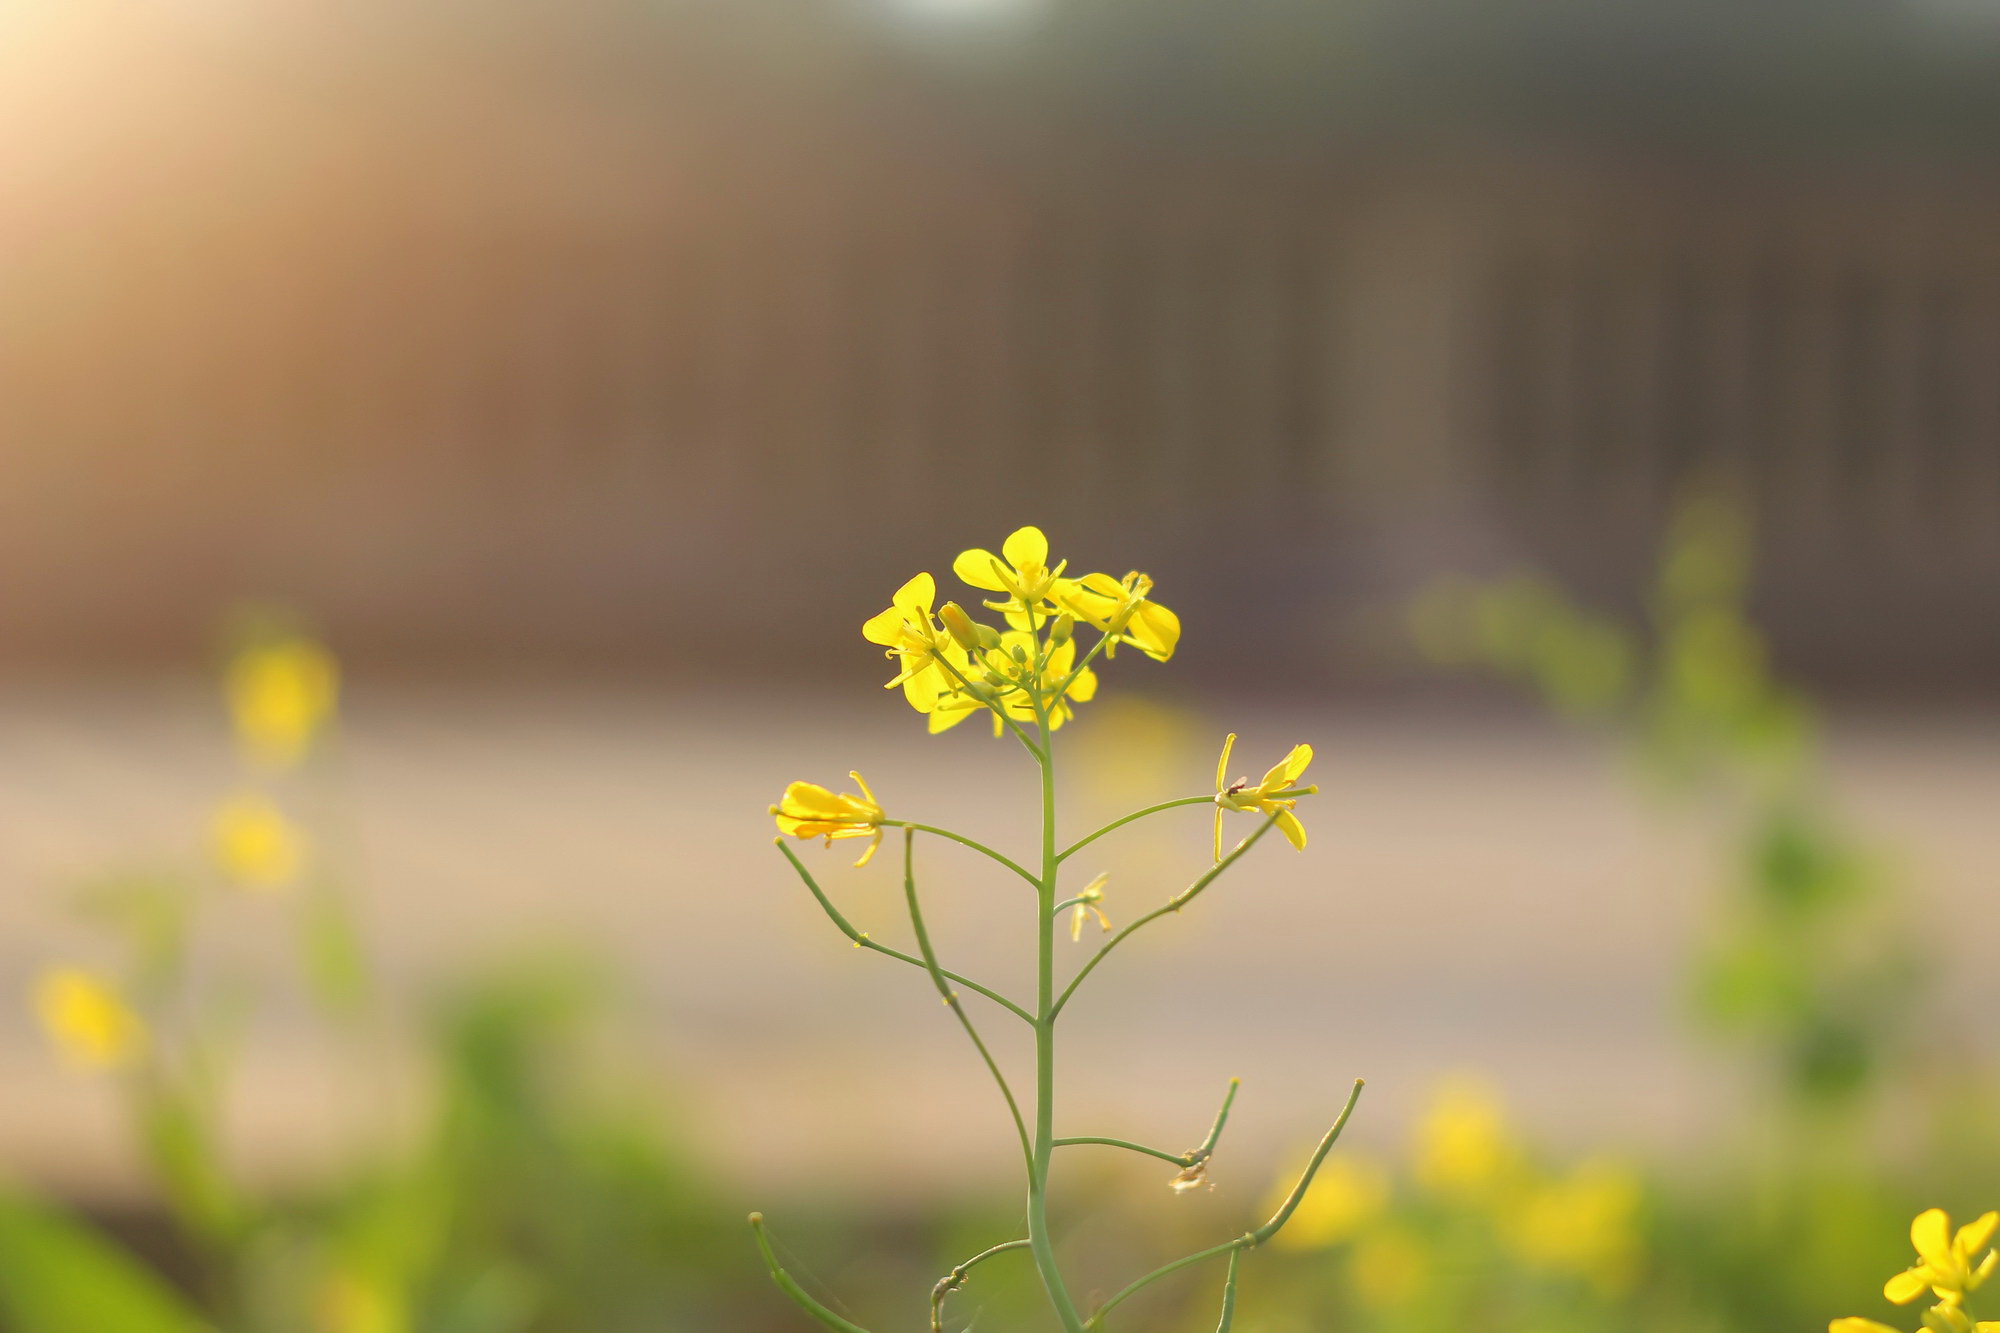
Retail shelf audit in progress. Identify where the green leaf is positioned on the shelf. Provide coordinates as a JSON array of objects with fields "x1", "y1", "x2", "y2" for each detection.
[{"x1": 0, "y1": 1185, "x2": 211, "y2": 1333}]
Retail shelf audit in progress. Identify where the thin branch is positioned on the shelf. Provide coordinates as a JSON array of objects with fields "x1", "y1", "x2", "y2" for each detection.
[
  {"x1": 748, "y1": 1213, "x2": 875, "y2": 1333},
  {"x1": 902, "y1": 829, "x2": 1034, "y2": 1172},
  {"x1": 1054, "y1": 1077, "x2": 1241, "y2": 1172},
  {"x1": 1188, "y1": 1076, "x2": 1242, "y2": 1169},
  {"x1": 1056, "y1": 796, "x2": 1214, "y2": 864},
  {"x1": 1050, "y1": 818, "x2": 1281, "y2": 1020},
  {"x1": 1083, "y1": 1079, "x2": 1365, "y2": 1330},
  {"x1": 775, "y1": 841, "x2": 1033, "y2": 1026},
  {"x1": 933, "y1": 648, "x2": 1043, "y2": 756},
  {"x1": 884, "y1": 821, "x2": 1038, "y2": 889},
  {"x1": 1214, "y1": 1250, "x2": 1241, "y2": 1333},
  {"x1": 930, "y1": 1238, "x2": 1032, "y2": 1332},
  {"x1": 1051, "y1": 1137, "x2": 1188, "y2": 1167}
]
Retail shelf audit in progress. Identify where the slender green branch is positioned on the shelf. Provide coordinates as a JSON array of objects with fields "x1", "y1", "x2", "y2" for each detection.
[
  {"x1": 748, "y1": 1213, "x2": 875, "y2": 1333},
  {"x1": 1056, "y1": 796, "x2": 1214, "y2": 863},
  {"x1": 1083, "y1": 1079, "x2": 1365, "y2": 1330},
  {"x1": 1188, "y1": 1076, "x2": 1241, "y2": 1167},
  {"x1": 902, "y1": 829, "x2": 1033, "y2": 1171},
  {"x1": 933, "y1": 647, "x2": 1043, "y2": 756},
  {"x1": 774, "y1": 841, "x2": 1033, "y2": 1025},
  {"x1": 1214, "y1": 1250, "x2": 1241, "y2": 1333},
  {"x1": 1051, "y1": 1136, "x2": 1189, "y2": 1167},
  {"x1": 1051, "y1": 819, "x2": 1281, "y2": 1020},
  {"x1": 884, "y1": 821, "x2": 1038, "y2": 889},
  {"x1": 930, "y1": 1238, "x2": 1032, "y2": 1332}
]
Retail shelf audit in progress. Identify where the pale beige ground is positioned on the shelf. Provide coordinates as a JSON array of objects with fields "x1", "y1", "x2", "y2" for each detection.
[{"x1": 2, "y1": 681, "x2": 1995, "y2": 1206}]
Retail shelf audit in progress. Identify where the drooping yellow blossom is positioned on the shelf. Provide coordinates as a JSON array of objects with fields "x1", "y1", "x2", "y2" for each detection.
[
  {"x1": 861, "y1": 574, "x2": 973, "y2": 716},
  {"x1": 1885, "y1": 1209, "x2": 1998, "y2": 1306},
  {"x1": 34, "y1": 968, "x2": 146, "y2": 1070},
  {"x1": 1053, "y1": 571, "x2": 1180, "y2": 662},
  {"x1": 212, "y1": 791, "x2": 308, "y2": 891},
  {"x1": 1413, "y1": 1075, "x2": 1520, "y2": 1199},
  {"x1": 1265, "y1": 1153, "x2": 1390, "y2": 1251},
  {"x1": 772, "y1": 773, "x2": 888, "y2": 867},
  {"x1": 1212, "y1": 734, "x2": 1314, "y2": 860},
  {"x1": 227, "y1": 636, "x2": 339, "y2": 771},
  {"x1": 1067, "y1": 872, "x2": 1111, "y2": 941},
  {"x1": 1506, "y1": 1157, "x2": 1645, "y2": 1294},
  {"x1": 1349, "y1": 1226, "x2": 1424, "y2": 1310},
  {"x1": 952, "y1": 526, "x2": 1065, "y2": 612}
]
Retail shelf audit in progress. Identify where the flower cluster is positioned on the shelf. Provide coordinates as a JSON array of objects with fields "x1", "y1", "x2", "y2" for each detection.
[
  {"x1": 861, "y1": 526, "x2": 1179, "y2": 738},
  {"x1": 1833, "y1": 1209, "x2": 1999, "y2": 1333}
]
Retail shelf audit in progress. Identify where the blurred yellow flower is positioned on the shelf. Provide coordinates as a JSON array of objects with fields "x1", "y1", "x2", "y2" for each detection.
[
  {"x1": 227, "y1": 636, "x2": 339, "y2": 771},
  {"x1": 1067, "y1": 872, "x2": 1111, "y2": 942},
  {"x1": 1265, "y1": 1153, "x2": 1391, "y2": 1251},
  {"x1": 1885, "y1": 1208, "x2": 1998, "y2": 1306},
  {"x1": 772, "y1": 773, "x2": 887, "y2": 867},
  {"x1": 1212, "y1": 733, "x2": 1314, "y2": 860},
  {"x1": 1413, "y1": 1076, "x2": 1519, "y2": 1199},
  {"x1": 952, "y1": 525, "x2": 1064, "y2": 611},
  {"x1": 1053, "y1": 571, "x2": 1180, "y2": 662},
  {"x1": 213, "y1": 792, "x2": 308, "y2": 890},
  {"x1": 861, "y1": 574, "x2": 972, "y2": 717},
  {"x1": 318, "y1": 1272, "x2": 408, "y2": 1333},
  {"x1": 1506, "y1": 1157, "x2": 1644, "y2": 1293},
  {"x1": 34, "y1": 968, "x2": 146, "y2": 1070},
  {"x1": 1349, "y1": 1226, "x2": 1424, "y2": 1310}
]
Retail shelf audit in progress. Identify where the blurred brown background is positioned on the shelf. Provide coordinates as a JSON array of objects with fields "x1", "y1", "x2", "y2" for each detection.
[{"x1": 2, "y1": 0, "x2": 1997, "y2": 1205}]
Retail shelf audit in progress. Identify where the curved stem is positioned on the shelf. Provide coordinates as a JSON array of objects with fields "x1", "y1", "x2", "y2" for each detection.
[
  {"x1": 1051, "y1": 1137, "x2": 1189, "y2": 1167},
  {"x1": 748, "y1": 1213, "x2": 875, "y2": 1333},
  {"x1": 1083, "y1": 1079, "x2": 1365, "y2": 1330},
  {"x1": 1188, "y1": 1076, "x2": 1241, "y2": 1167},
  {"x1": 1214, "y1": 1250, "x2": 1241, "y2": 1333},
  {"x1": 774, "y1": 841, "x2": 1033, "y2": 1025},
  {"x1": 1056, "y1": 796, "x2": 1214, "y2": 864},
  {"x1": 930, "y1": 1238, "x2": 1032, "y2": 1332},
  {"x1": 902, "y1": 829, "x2": 1033, "y2": 1172},
  {"x1": 885, "y1": 821, "x2": 1038, "y2": 889},
  {"x1": 1051, "y1": 818, "x2": 1281, "y2": 1020}
]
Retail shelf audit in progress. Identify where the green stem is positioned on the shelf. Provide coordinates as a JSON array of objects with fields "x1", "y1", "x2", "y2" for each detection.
[
  {"x1": 1051, "y1": 1137, "x2": 1190, "y2": 1167},
  {"x1": 885, "y1": 821, "x2": 1039, "y2": 889},
  {"x1": 1051, "y1": 818, "x2": 1281, "y2": 1020},
  {"x1": 1084, "y1": 1079, "x2": 1365, "y2": 1330},
  {"x1": 1028, "y1": 708, "x2": 1089, "y2": 1333},
  {"x1": 774, "y1": 841, "x2": 1033, "y2": 1025},
  {"x1": 902, "y1": 829, "x2": 1033, "y2": 1171},
  {"x1": 748, "y1": 1213, "x2": 876, "y2": 1333},
  {"x1": 931, "y1": 1238, "x2": 1032, "y2": 1333},
  {"x1": 1056, "y1": 796, "x2": 1215, "y2": 864},
  {"x1": 1189, "y1": 1076, "x2": 1241, "y2": 1166},
  {"x1": 1214, "y1": 1250, "x2": 1241, "y2": 1333}
]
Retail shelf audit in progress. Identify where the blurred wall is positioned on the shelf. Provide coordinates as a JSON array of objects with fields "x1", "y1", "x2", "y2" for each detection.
[{"x1": 3, "y1": 0, "x2": 1996, "y2": 690}]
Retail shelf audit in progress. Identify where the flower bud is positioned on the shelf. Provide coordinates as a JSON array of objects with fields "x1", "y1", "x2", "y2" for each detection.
[
  {"x1": 975, "y1": 623, "x2": 1003, "y2": 650},
  {"x1": 938, "y1": 602, "x2": 982, "y2": 653},
  {"x1": 1049, "y1": 613, "x2": 1075, "y2": 645}
]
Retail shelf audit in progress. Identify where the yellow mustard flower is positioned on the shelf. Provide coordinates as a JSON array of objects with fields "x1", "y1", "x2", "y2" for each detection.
[
  {"x1": 1053, "y1": 571, "x2": 1180, "y2": 662},
  {"x1": 1414, "y1": 1075, "x2": 1519, "y2": 1199},
  {"x1": 212, "y1": 791, "x2": 308, "y2": 891},
  {"x1": 927, "y1": 628, "x2": 1099, "y2": 736},
  {"x1": 952, "y1": 525, "x2": 1065, "y2": 613},
  {"x1": 34, "y1": 968, "x2": 146, "y2": 1070},
  {"x1": 1886, "y1": 1209, "x2": 1998, "y2": 1306},
  {"x1": 1265, "y1": 1153, "x2": 1391, "y2": 1251},
  {"x1": 1506, "y1": 1157, "x2": 1644, "y2": 1294},
  {"x1": 1067, "y1": 872, "x2": 1111, "y2": 941},
  {"x1": 772, "y1": 773, "x2": 887, "y2": 867},
  {"x1": 1212, "y1": 733, "x2": 1314, "y2": 860},
  {"x1": 861, "y1": 574, "x2": 973, "y2": 717},
  {"x1": 227, "y1": 636, "x2": 339, "y2": 771}
]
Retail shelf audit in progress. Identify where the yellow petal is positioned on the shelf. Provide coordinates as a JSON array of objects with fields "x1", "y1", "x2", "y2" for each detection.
[
  {"x1": 1274, "y1": 807, "x2": 1308, "y2": 851},
  {"x1": 1212, "y1": 805, "x2": 1224, "y2": 864},
  {"x1": 1830, "y1": 1320, "x2": 1905, "y2": 1333},
  {"x1": 1886, "y1": 1268, "x2": 1932, "y2": 1305},
  {"x1": 1067, "y1": 667, "x2": 1098, "y2": 703},
  {"x1": 1001, "y1": 526, "x2": 1048, "y2": 570},
  {"x1": 952, "y1": 549, "x2": 1009, "y2": 592},
  {"x1": 35, "y1": 968, "x2": 146, "y2": 1070},
  {"x1": 861, "y1": 604, "x2": 908, "y2": 647},
  {"x1": 1215, "y1": 733, "x2": 1237, "y2": 792},
  {"x1": 1957, "y1": 1212, "x2": 1998, "y2": 1258},
  {"x1": 1129, "y1": 600, "x2": 1181, "y2": 661},
  {"x1": 893, "y1": 572, "x2": 936, "y2": 613},
  {"x1": 1914, "y1": 1211, "x2": 1954, "y2": 1266}
]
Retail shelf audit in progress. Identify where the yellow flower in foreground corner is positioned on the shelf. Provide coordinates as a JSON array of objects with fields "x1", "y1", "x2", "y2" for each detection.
[
  {"x1": 1212, "y1": 733, "x2": 1314, "y2": 860},
  {"x1": 1054, "y1": 571, "x2": 1180, "y2": 662},
  {"x1": 213, "y1": 792, "x2": 308, "y2": 890},
  {"x1": 952, "y1": 525, "x2": 1065, "y2": 610},
  {"x1": 772, "y1": 773, "x2": 887, "y2": 867},
  {"x1": 861, "y1": 574, "x2": 971, "y2": 716},
  {"x1": 1885, "y1": 1208, "x2": 1998, "y2": 1306},
  {"x1": 34, "y1": 968, "x2": 146, "y2": 1070},
  {"x1": 227, "y1": 636, "x2": 339, "y2": 770}
]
